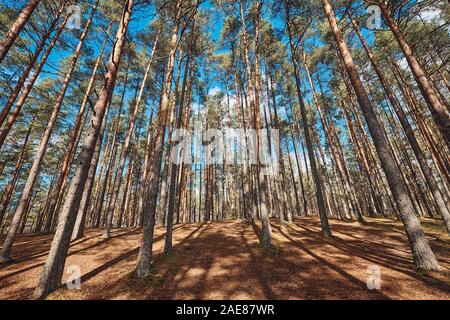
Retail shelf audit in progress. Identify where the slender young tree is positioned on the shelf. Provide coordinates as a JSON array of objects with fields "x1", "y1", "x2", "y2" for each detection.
[
  {"x1": 104, "y1": 30, "x2": 160, "y2": 238},
  {"x1": 136, "y1": 1, "x2": 183, "y2": 277},
  {"x1": 136, "y1": 0, "x2": 201, "y2": 278},
  {"x1": 47, "y1": 21, "x2": 112, "y2": 233},
  {"x1": 285, "y1": 1, "x2": 332, "y2": 238}
]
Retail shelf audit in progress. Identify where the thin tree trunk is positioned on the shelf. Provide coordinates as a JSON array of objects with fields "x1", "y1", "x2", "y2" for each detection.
[
  {"x1": 0, "y1": 0, "x2": 42, "y2": 63},
  {"x1": 377, "y1": 0, "x2": 450, "y2": 148},
  {"x1": 136, "y1": 0, "x2": 184, "y2": 278},
  {"x1": 0, "y1": 4, "x2": 63, "y2": 128},
  {"x1": 137, "y1": 65, "x2": 160, "y2": 227},
  {"x1": 0, "y1": 11, "x2": 71, "y2": 149},
  {"x1": 0, "y1": 2, "x2": 97, "y2": 262},
  {"x1": 165, "y1": 42, "x2": 194, "y2": 254},
  {"x1": 104, "y1": 31, "x2": 159, "y2": 238},
  {"x1": 72, "y1": 100, "x2": 110, "y2": 240},
  {"x1": 285, "y1": 4, "x2": 332, "y2": 238},
  {"x1": 48, "y1": 16, "x2": 109, "y2": 231}
]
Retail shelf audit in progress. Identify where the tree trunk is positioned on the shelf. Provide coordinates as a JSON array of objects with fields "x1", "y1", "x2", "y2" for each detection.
[
  {"x1": 137, "y1": 65, "x2": 160, "y2": 227},
  {"x1": 0, "y1": 3, "x2": 63, "y2": 128},
  {"x1": 322, "y1": 0, "x2": 440, "y2": 270},
  {"x1": 165, "y1": 41, "x2": 194, "y2": 254},
  {"x1": 285, "y1": 4, "x2": 332, "y2": 238},
  {"x1": 72, "y1": 100, "x2": 110, "y2": 240},
  {"x1": 0, "y1": 0, "x2": 41, "y2": 63},
  {"x1": 0, "y1": 2, "x2": 97, "y2": 262},
  {"x1": 33, "y1": 0, "x2": 134, "y2": 298},
  {"x1": 377, "y1": 0, "x2": 450, "y2": 148},
  {"x1": 135, "y1": 0, "x2": 183, "y2": 278},
  {"x1": 104, "y1": 31, "x2": 159, "y2": 238},
  {"x1": 0, "y1": 11, "x2": 71, "y2": 149},
  {"x1": 48, "y1": 17, "x2": 109, "y2": 232}
]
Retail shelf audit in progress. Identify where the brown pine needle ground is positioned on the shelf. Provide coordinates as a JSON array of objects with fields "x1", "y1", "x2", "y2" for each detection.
[{"x1": 0, "y1": 217, "x2": 449, "y2": 300}]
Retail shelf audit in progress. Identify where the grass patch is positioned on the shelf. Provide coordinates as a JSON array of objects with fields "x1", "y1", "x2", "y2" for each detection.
[
  {"x1": 256, "y1": 235, "x2": 284, "y2": 259},
  {"x1": 127, "y1": 271, "x2": 165, "y2": 289},
  {"x1": 419, "y1": 219, "x2": 448, "y2": 238},
  {"x1": 47, "y1": 286, "x2": 80, "y2": 300},
  {"x1": 366, "y1": 217, "x2": 449, "y2": 241},
  {"x1": 260, "y1": 244, "x2": 283, "y2": 257}
]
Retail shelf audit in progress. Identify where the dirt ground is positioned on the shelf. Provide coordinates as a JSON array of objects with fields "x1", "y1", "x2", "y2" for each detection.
[{"x1": 0, "y1": 217, "x2": 449, "y2": 300}]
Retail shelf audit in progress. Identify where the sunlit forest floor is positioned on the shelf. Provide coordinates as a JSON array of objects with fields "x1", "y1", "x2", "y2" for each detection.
[{"x1": 0, "y1": 217, "x2": 449, "y2": 300}]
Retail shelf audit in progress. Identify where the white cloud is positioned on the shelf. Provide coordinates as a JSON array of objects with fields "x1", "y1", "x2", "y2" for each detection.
[
  {"x1": 398, "y1": 57, "x2": 409, "y2": 70},
  {"x1": 190, "y1": 102, "x2": 204, "y2": 117},
  {"x1": 222, "y1": 94, "x2": 237, "y2": 110},
  {"x1": 208, "y1": 86, "x2": 222, "y2": 96},
  {"x1": 420, "y1": 9, "x2": 441, "y2": 22},
  {"x1": 277, "y1": 106, "x2": 288, "y2": 120}
]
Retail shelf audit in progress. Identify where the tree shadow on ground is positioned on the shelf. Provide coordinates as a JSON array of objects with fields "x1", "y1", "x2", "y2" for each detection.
[
  {"x1": 2, "y1": 218, "x2": 449, "y2": 300},
  {"x1": 51, "y1": 219, "x2": 450, "y2": 299}
]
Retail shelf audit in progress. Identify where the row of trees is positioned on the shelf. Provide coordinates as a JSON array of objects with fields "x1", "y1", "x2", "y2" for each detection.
[{"x1": 0, "y1": 0, "x2": 448, "y2": 298}]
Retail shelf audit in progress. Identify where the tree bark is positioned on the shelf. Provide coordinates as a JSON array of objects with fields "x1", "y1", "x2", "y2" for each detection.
[
  {"x1": 322, "y1": 0, "x2": 440, "y2": 270},
  {"x1": 135, "y1": 0, "x2": 183, "y2": 278},
  {"x1": 285, "y1": 3, "x2": 332, "y2": 238},
  {"x1": 0, "y1": 2, "x2": 97, "y2": 262},
  {"x1": 0, "y1": 10, "x2": 71, "y2": 149},
  {"x1": 0, "y1": 0, "x2": 42, "y2": 63},
  {"x1": 377, "y1": 0, "x2": 450, "y2": 148},
  {"x1": 33, "y1": 0, "x2": 134, "y2": 298}
]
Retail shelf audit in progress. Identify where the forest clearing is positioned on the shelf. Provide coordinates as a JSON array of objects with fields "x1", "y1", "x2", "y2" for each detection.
[{"x1": 0, "y1": 0, "x2": 449, "y2": 302}]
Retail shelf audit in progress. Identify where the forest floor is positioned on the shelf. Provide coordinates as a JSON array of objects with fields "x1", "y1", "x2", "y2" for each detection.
[{"x1": 0, "y1": 217, "x2": 449, "y2": 300}]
